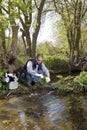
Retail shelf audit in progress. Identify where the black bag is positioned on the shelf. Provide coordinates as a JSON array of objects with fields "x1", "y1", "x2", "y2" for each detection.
[
  {"x1": 20, "y1": 66, "x2": 27, "y2": 79},
  {"x1": 20, "y1": 58, "x2": 36, "y2": 79},
  {"x1": 20, "y1": 59, "x2": 30, "y2": 79}
]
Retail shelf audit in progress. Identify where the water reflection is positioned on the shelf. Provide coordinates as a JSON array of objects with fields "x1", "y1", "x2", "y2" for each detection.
[
  {"x1": 40, "y1": 93, "x2": 65, "y2": 125},
  {"x1": 64, "y1": 95, "x2": 87, "y2": 130},
  {"x1": 19, "y1": 111, "x2": 27, "y2": 130},
  {"x1": 0, "y1": 93, "x2": 87, "y2": 130},
  {"x1": 8, "y1": 97, "x2": 27, "y2": 130}
]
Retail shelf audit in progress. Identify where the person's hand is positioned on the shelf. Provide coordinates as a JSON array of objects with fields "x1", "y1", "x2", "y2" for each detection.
[
  {"x1": 39, "y1": 74, "x2": 44, "y2": 78},
  {"x1": 46, "y1": 77, "x2": 51, "y2": 83},
  {"x1": 35, "y1": 73, "x2": 44, "y2": 78}
]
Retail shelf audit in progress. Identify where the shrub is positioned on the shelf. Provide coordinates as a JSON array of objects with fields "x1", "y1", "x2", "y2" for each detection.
[
  {"x1": 74, "y1": 71, "x2": 87, "y2": 89},
  {"x1": 44, "y1": 54, "x2": 69, "y2": 73}
]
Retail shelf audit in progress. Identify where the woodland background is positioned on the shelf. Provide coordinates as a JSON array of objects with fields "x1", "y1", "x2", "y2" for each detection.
[{"x1": 0, "y1": 0, "x2": 87, "y2": 74}]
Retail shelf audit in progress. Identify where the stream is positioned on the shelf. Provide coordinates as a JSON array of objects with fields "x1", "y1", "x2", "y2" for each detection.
[{"x1": 0, "y1": 90, "x2": 87, "y2": 130}]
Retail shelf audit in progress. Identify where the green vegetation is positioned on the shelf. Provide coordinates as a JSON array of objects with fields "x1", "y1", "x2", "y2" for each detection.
[
  {"x1": 0, "y1": 0, "x2": 87, "y2": 94},
  {"x1": 37, "y1": 42, "x2": 69, "y2": 73},
  {"x1": 51, "y1": 74, "x2": 85, "y2": 93},
  {"x1": 74, "y1": 71, "x2": 87, "y2": 90},
  {"x1": 44, "y1": 54, "x2": 68, "y2": 73},
  {"x1": 0, "y1": 66, "x2": 8, "y2": 91}
]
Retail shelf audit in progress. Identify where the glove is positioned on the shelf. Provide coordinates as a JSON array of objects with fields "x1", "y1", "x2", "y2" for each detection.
[
  {"x1": 39, "y1": 74, "x2": 44, "y2": 78},
  {"x1": 46, "y1": 77, "x2": 51, "y2": 83},
  {"x1": 35, "y1": 73, "x2": 44, "y2": 78}
]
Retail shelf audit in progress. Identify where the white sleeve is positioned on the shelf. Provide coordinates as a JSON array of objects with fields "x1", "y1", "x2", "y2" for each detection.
[
  {"x1": 42, "y1": 63, "x2": 50, "y2": 78},
  {"x1": 27, "y1": 61, "x2": 37, "y2": 75}
]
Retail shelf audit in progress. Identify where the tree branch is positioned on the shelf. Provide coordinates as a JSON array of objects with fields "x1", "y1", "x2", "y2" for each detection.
[
  {"x1": 82, "y1": 8, "x2": 87, "y2": 19},
  {"x1": 53, "y1": 0, "x2": 58, "y2": 12},
  {"x1": 2, "y1": 6, "x2": 8, "y2": 14},
  {"x1": 64, "y1": 0, "x2": 70, "y2": 22},
  {"x1": 34, "y1": 0, "x2": 39, "y2": 10}
]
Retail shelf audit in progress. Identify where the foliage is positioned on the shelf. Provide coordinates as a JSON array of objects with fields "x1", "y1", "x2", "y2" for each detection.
[
  {"x1": 0, "y1": 15, "x2": 9, "y2": 31},
  {"x1": 43, "y1": 54, "x2": 69, "y2": 73},
  {"x1": 37, "y1": 41, "x2": 69, "y2": 56},
  {"x1": 37, "y1": 42, "x2": 69, "y2": 73},
  {"x1": 0, "y1": 65, "x2": 8, "y2": 91},
  {"x1": 53, "y1": 74, "x2": 85, "y2": 92},
  {"x1": 74, "y1": 71, "x2": 87, "y2": 89}
]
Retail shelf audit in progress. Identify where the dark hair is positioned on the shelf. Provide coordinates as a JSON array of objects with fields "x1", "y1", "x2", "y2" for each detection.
[{"x1": 36, "y1": 54, "x2": 43, "y2": 59}]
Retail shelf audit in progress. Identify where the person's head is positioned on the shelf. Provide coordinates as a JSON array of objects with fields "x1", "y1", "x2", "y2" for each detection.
[{"x1": 36, "y1": 54, "x2": 43, "y2": 64}]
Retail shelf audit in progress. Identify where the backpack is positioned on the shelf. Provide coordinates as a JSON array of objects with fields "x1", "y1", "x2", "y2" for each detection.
[
  {"x1": 20, "y1": 58, "x2": 37, "y2": 79},
  {"x1": 20, "y1": 60, "x2": 30, "y2": 79}
]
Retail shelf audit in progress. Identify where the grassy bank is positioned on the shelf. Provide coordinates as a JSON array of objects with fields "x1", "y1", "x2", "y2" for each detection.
[{"x1": 0, "y1": 72, "x2": 87, "y2": 97}]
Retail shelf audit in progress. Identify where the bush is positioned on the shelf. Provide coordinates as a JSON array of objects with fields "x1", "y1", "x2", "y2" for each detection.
[
  {"x1": 74, "y1": 71, "x2": 87, "y2": 89},
  {"x1": 44, "y1": 54, "x2": 69, "y2": 73}
]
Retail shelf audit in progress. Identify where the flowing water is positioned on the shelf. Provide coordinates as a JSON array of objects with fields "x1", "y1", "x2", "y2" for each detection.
[{"x1": 0, "y1": 91, "x2": 87, "y2": 130}]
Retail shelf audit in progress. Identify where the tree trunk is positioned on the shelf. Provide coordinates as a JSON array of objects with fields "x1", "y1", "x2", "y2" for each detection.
[
  {"x1": 11, "y1": 23, "x2": 19, "y2": 69},
  {"x1": 11, "y1": 24, "x2": 19, "y2": 57},
  {"x1": 0, "y1": 0, "x2": 7, "y2": 64},
  {"x1": 31, "y1": 0, "x2": 46, "y2": 57},
  {"x1": 19, "y1": 0, "x2": 32, "y2": 57},
  {"x1": 25, "y1": 29, "x2": 32, "y2": 56},
  {"x1": 67, "y1": 1, "x2": 82, "y2": 64},
  {"x1": 67, "y1": 25, "x2": 81, "y2": 64}
]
